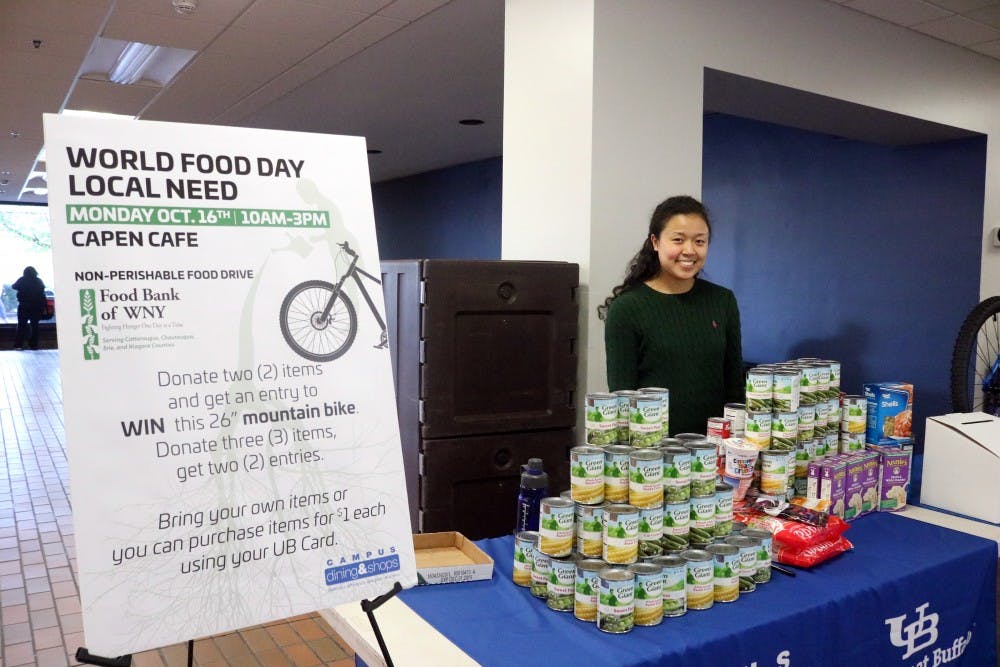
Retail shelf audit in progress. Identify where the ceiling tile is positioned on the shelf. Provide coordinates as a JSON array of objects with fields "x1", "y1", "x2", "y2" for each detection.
[
  {"x1": 379, "y1": 0, "x2": 459, "y2": 22},
  {"x1": 299, "y1": 0, "x2": 395, "y2": 13},
  {"x1": 208, "y1": 25, "x2": 325, "y2": 65},
  {"x1": 926, "y1": 0, "x2": 999, "y2": 12},
  {"x1": 102, "y1": 9, "x2": 225, "y2": 50},
  {"x1": 1, "y1": 0, "x2": 112, "y2": 33},
  {"x1": 0, "y1": 21, "x2": 99, "y2": 60},
  {"x1": 843, "y1": 0, "x2": 951, "y2": 26},
  {"x1": 968, "y1": 37, "x2": 1000, "y2": 53},
  {"x1": 65, "y1": 79, "x2": 160, "y2": 116},
  {"x1": 234, "y1": 0, "x2": 368, "y2": 40},
  {"x1": 0, "y1": 49, "x2": 82, "y2": 89},
  {"x1": 911, "y1": 13, "x2": 1000, "y2": 42},
  {"x1": 111, "y1": 0, "x2": 254, "y2": 24},
  {"x1": 966, "y1": 4, "x2": 1000, "y2": 26}
]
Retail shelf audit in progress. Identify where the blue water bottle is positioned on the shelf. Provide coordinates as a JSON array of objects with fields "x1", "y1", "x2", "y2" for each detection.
[{"x1": 515, "y1": 458, "x2": 549, "y2": 533}]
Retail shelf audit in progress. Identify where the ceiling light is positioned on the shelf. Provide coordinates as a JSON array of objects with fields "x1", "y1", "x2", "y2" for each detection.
[
  {"x1": 9, "y1": 131, "x2": 20, "y2": 138},
  {"x1": 173, "y1": 0, "x2": 198, "y2": 14},
  {"x1": 110, "y1": 42, "x2": 161, "y2": 85}
]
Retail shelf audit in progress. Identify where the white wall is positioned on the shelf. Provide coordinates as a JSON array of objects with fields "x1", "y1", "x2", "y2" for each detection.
[{"x1": 506, "y1": 0, "x2": 1000, "y2": 396}]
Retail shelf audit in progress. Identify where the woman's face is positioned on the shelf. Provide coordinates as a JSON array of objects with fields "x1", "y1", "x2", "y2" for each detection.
[{"x1": 650, "y1": 213, "x2": 710, "y2": 287}]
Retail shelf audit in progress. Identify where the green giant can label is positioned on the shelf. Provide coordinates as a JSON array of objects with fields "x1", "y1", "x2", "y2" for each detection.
[
  {"x1": 652, "y1": 554, "x2": 687, "y2": 617},
  {"x1": 614, "y1": 390, "x2": 640, "y2": 445},
  {"x1": 629, "y1": 449, "x2": 664, "y2": 508},
  {"x1": 570, "y1": 445, "x2": 605, "y2": 505},
  {"x1": 713, "y1": 482, "x2": 734, "y2": 538},
  {"x1": 629, "y1": 394, "x2": 664, "y2": 448},
  {"x1": 662, "y1": 446, "x2": 691, "y2": 502},
  {"x1": 661, "y1": 500, "x2": 690, "y2": 550},
  {"x1": 574, "y1": 559, "x2": 605, "y2": 622},
  {"x1": 743, "y1": 528, "x2": 773, "y2": 583},
  {"x1": 687, "y1": 442, "x2": 717, "y2": 497},
  {"x1": 530, "y1": 549, "x2": 551, "y2": 599},
  {"x1": 576, "y1": 502, "x2": 605, "y2": 558},
  {"x1": 585, "y1": 392, "x2": 619, "y2": 446},
  {"x1": 773, "y1": 370, "x2": 801, "y2": 412},
  {"x1": 706, "y1": 543, "x2": 740, "y2": 603},
  {"x1": 603, "y1": 445, "x2": 632, "y2": 503},
  {"x1": 513, "y1": 530, "x2": 538, "y2": 587},
  {"x1": 597, "y1": 568, "x2": 635, "y2": 633},
  {"x1": 745, "y1": 369, "x2": 774, "y2": 412},
  {"x1": 689, "y1": 496, "x2": 715, "y2": 546},
  {"x1": 603, "y1": 503, "x2": 639, "y2": 565},
  {"x1": 628, "y1": 562, "x2": 663, "y2": 626},
  {"x1": 681, "y1": 549, "x2": 714, "y2": 610},
  {"x1": 547, "y1": 554, "x2": 578, "y2": 612}
]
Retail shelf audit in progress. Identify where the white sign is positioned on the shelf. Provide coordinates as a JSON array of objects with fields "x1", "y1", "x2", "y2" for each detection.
[{"x1": 44, "y1": 115, "x2": 416, "y2": 656}]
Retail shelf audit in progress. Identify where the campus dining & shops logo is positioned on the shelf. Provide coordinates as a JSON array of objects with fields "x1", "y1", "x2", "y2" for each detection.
[{"x1": 885, "y1": 602, "x2": 972, "y2": 666}]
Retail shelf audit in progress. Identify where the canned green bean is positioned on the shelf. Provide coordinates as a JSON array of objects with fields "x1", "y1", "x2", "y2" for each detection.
[
  {"x1": 585, "y1": 392, "x2": 620, "y2": 446},
  {"x1": 742, "y1": 528, "x2": 773, "y2": 583},
  {"x1": 770, "y1": 411, "x2": 798, "y2": 450},
  {"x1": 597, "y1": 568, "x2": 635, "y2": 633},
  {"x1": 706, "y1": 543, "x2": 740, "y2": 603},
  {"x1": 603, "y1": 503, "x2": 639, "y2": 565},
  {"x1": 746, "y1": 368, "x2": 774, "y2": 412},
  {"x1": 681, "y1": 549, "x2": 714, "y2": 610},
  {"x1": 576, "y1": 502, "x2": 605, "y2": 558},
  {"x1": 714, "y1": 482, "x2": 734, "y2": 538},
  {"x1": 807, "y1": 362, "x2": 830, "y2": 396},
  {"x1": 513, "y1": 530, "x2": 538, "y2": 587},
  {"x1": 603, "y1": 444, "x2": 632, "y2": 503},
  {"x1": 800, "y1": 365, "x2": 825, "y2": 405},
  {"x1": 530, "y1": 549, "x2": 551, "y2": 599},
  {"x1": 661, "y1": 500, "x2": 690, "y2": 551},
  {"x1": 651, "y1": 554, "x2": 687, "y2": 617},
  {"x1": 638, "y1": 505, "x2": 664, "y2": 559},
  {"x1": 822, "y1": 360, "x2": 841, "y2": 396},
  {"x1": 725, "y1": 535, "x2": 758, "y2": 593},
  {"x1": 823, "y1": 431, "x2": 839, "y2": 460},
  {"x1": 614, "y1": 390, "x2": 640, "y2": 445},
  {"x1": 674, "y1": 433, "x2": 707, "y2": 442},
  {"x1": 773, "y1": 370, "x2": 801, "y2": 412},
  {"x1": 629, "y1": 394, "x2": 664, "y2": 448},
  {"x1": 724, "y1": 403, "x2": 746, "y2": 437},
  {"x1": 840, "y1": 429, "x2": 864, "y2": 453},
  {"x1": 628, "y1": 562, "x2": 663, "y2": 626},
  {"x1": 547, "y1": 554, "x2": 579, "y2": 612},
  {"x1": 797, "y1": 404, "x2": 816, "y2": 442},
  {"x1": 814, "y1": 400, "x2": 829, "y2": 438},
  {"x1": 785, "y1": 449, "x2": 797, "y2": 499},
  {"x1": 570, "y1": 445, "x2": 605, "y2": 505},
  {"x1": 689, "y1": 496, "x2": 715, "y2": 546},
  {"x1": 662, "y1": 445, "x2": 691, "y2": 502},
  {"x1": 574, "y1": 559, "x2": 605, "y2": 622},
  {"x1": 628, "y1": 449, "x2": 663, "y2": 508},
  {"x1": 687, "y1": 441, "x2": 717, "y2": 497}
]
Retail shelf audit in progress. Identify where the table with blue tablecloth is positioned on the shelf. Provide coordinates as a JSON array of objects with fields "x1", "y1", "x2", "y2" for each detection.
[{"x1": 345, "y1": 511, "x2": 996, "y2": 667}]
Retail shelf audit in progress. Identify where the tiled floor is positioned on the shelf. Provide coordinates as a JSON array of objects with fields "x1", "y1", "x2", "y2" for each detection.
[{"x1": 0, "y1": 350, "x2": 356, "y2": 667}]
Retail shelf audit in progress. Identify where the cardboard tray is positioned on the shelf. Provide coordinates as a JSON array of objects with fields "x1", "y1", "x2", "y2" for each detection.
[{"x1": 413, "y1": 532, "x2": 494, "y2": 585}]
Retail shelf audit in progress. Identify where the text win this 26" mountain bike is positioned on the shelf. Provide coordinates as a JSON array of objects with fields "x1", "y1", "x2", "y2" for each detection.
[
  {"x1": 280, "y1": 241, "x2": 387, "y2": 362},
  {"x1": 950, "y1": 296, "x2": 1000, "y2": 416}
]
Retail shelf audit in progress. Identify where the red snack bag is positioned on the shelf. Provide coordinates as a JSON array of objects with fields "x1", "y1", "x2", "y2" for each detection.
[
  {"x1": 744, "y1": 513, "x2": 849, "y2": 550},
  {"x1": 774, "y1": 535, "x2": 854, "y2": 568}
]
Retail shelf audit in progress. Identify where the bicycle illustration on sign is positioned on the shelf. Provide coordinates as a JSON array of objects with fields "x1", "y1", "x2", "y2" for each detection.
[{"x1": 279, "y1": 241, "x2": 387, "y2": 362}]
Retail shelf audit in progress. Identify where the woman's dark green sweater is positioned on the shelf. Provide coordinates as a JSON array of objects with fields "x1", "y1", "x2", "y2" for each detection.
[{"x1": 604, "y1": 279, "x2": 744, "y2": 436}]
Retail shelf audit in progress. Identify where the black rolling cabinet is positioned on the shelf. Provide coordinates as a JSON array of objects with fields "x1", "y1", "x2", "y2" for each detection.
[{"x1": 381, "y1": 260, "x2": 578, "y2": 539}]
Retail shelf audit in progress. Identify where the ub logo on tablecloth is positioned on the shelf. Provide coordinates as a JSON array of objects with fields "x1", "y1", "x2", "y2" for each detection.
[{"x1": 886, "y1": 602, "x2": 939, "y2": 660}]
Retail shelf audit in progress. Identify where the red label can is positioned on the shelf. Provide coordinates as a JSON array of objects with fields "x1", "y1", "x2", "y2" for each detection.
[{"x1": 707, "y1": 417, "x2": 733, "y2": 476}]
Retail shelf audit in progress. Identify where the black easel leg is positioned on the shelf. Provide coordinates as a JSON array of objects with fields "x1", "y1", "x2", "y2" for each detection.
[{"x1": 187, "y1": 639, "x2": 195, "y2": 667}]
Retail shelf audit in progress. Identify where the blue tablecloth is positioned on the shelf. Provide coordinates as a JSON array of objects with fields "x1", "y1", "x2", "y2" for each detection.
[{"x1": 390, "y1": 512, "x2": 995, "y2": 667}]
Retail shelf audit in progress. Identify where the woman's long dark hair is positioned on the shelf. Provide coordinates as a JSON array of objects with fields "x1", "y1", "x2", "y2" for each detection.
[{"x1": 597, "y1": 195, "x2": 711, "y2": 320}]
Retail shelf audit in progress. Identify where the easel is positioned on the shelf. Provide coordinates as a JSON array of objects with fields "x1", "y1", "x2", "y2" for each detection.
[
  {"x1": 361, "y1": 582, "x2": 403, "y2": 667},
  {"x1": 77, "y1": 639, "x2": 195, "y2": 667}
]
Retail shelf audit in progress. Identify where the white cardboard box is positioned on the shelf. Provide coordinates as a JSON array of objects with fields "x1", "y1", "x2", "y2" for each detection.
[{"x1": 922, "y1": 412, "x2": 1000, "y2": 523}]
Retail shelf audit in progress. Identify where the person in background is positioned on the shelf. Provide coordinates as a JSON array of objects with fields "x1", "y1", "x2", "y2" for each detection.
[
  {"x1": 12, "y1": 266, "x2": 46, "y2": 350},
  {"x1": 599, "y1": 195, "x2": 743, "y2": 435}
]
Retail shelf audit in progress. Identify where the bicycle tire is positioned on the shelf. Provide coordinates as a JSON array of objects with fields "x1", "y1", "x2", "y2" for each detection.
[
  {"x1": 950, "y1": 295, "x2": 1000, "y2": 413},
  {"x1": 280, "y1": 280, "x2": 358, "y2": 362}
]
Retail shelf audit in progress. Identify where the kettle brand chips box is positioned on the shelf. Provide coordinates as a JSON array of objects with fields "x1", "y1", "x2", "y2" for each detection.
[{"x1": 863, "y1": 382, "x2": 914, "y2": 445}]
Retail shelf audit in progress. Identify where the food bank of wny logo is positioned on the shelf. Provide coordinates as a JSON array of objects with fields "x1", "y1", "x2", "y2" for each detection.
[{"x1": 886, "y1": 603, "x2": 939, "y2": 660}]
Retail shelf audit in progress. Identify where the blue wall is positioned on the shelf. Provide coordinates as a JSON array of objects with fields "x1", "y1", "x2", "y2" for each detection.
[
  {"x1": 703, "y1": 113, "x2": 986, "y2": 440},
  {"x1": 372, "y1": 157, "x2": 502, "y2": 260}
]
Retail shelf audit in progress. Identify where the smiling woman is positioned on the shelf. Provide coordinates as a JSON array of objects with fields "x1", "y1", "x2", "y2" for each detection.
[{"x1": 599, "y1": 195, "x2": 744, "y2": 436}]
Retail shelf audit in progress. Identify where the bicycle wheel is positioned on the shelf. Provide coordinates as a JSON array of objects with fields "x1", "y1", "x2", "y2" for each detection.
[
  {"x1": 950, "y1": 296, "x2": 1000, "y2": 414},
  {"x1": 280, "y1": 280, "x2": 357, "y2": 362}
]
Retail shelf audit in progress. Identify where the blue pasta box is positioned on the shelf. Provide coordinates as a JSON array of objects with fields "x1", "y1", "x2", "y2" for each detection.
[{"x1": 864, "y1": 382, "x2": 914, "y2": 445}]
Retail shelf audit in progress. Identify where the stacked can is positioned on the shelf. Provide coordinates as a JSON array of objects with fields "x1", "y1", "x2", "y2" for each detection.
[
  {"x1": 570, "y1": 446, "x2": 605, "y2": 505},
  {"x1": 742, "y1": 529, "x2": 773, "y2": 584},
  {"x1": 630, "y1": 389, "x2": 667, "y2": 448},
  {"x1": 725, "y1": 535, "x2": 758, "y2": 594},
  {"x1": 613, "y1": 390, "x2": 640, "y2": 445},
  {"x1": 513, "y1": 531, "x2": 538, "y2": 587},
  {"x1": 745, "y1": 367, "x2": 773, "y2": 412},
  {"x1": 687, "y1": 440, "x2": 717, "y2": 498},
  {"x1": 597, "y1": 568, "x2": 635, "y2": 633},
  {"x1": 547, "y1": 554, "x2": 579, "y2": 611},
  {"x1": 681, "y1": 549, "x2": 714, "y2": 610},
  {"x1": 629, "y1": 449, "x2": 664, "y2": 508},
  {"x1": 574, "y1": 559, "x2": 605, "y2": 621},
  {"x1": 530, "y1": 549, "x2": 551, "y2": 599},
  {"x1": 603, "y1": 503, "x2": 639, "y2": 565},
  {"x1": 724, "y1": 402, "x2": 746, "y2": 437},
  {"x1": 744, "y1": 410, "x2": 772, "y2": 451},
  {"x1": 651, "y1": 554, "x2": 687, "y2": 617},
  {"x1": 538, "y1": 497, "x2": 575, "y2": 558},
  {"x1": 661, "y1": 499, "x2": 690, "y2": 552},
  {"x1": 584, "y1": 392, "x2": 619, "y2": 447},
  {"x1": 840, "y1": 394, "x2": 866, "y2": 453},
  {"x1": 638, "y1": 503, "x2": 664, "y2": 559},
  {"x1": 706, "y1": 543, "x2": 740, "y2": 603},
  {"x1": 604, "y1": 444, "x2": 632, "y2": 503},
  {"x1": 688, "y1": 495, "x2": 715, "y2": 547},
  {"x1": 628, "y1": 562, "x2": 664, "y2": 626},
  {"x1": 713, "y1": 482, "x2": 734, "y2": 538},
  {"x1": 576, "y1": 502, "x2": 605, "y2": 558},
  {"x1": 662, "y1": 445, "x2": 691, "y2": 503}
]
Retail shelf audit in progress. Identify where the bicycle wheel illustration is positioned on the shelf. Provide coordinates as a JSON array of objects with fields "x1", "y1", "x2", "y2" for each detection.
[{"x1": 280, "y1": 280, "x2": 357, "y2": 362}]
